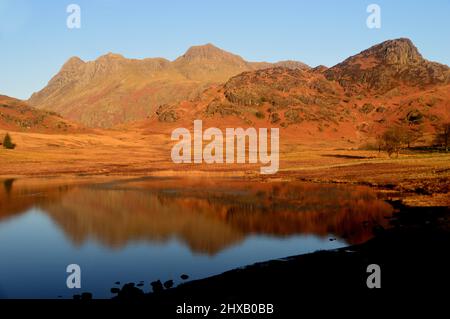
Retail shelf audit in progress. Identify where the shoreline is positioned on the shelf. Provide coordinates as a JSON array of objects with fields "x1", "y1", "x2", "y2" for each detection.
[
  {"x1": 1, "y1": 163, "x2": 448, "y2": 207},
  {"x1": 108, "y1": 200, "x2": 450, "y2": 306},
  {"x1": 1, "y1": 170, "x2": 449, "y2": 306}
]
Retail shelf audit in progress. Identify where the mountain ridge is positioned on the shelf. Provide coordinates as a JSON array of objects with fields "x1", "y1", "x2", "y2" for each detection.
[
  {"x1": 150, "y1": 38, "x2": 450, "y2": 146},
  {"x1": 28, "y1": 44, "x2": 309, "y2": 127},
  {"x1": 26, "y1": 39, "x2": 450, "y2": 140}
]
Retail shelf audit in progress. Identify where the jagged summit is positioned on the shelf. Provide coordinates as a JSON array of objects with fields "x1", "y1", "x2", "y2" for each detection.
[
  {"x1": 174, "y1": 43, "x2": 248, "y2": 71},
  {"x1": 178, "y1": 43, "x2": 241, "y2": 61},
  {"x1": 357, "y1": 38, "x2": 423, "y2": 65},
  {"x1": 274, "y1": 60, "x2": 310, "y2": 70},
  {"x1": 329, "y1": 38, "x2": 424, "y2": 72},
  {"x1": 325, "y1": 38, "x2": 449, "y2": 93},
  {"x1": 61, "y1": 56, "x2": 85, "y2": 69},
  {"x1": 98, "y1": 52, "x2": 126, "y2": 60}
]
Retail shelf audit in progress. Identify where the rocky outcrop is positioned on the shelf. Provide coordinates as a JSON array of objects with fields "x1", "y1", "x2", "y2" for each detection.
[{"x1": 325, "y1": 38, "x2": 450, "y2": 93}]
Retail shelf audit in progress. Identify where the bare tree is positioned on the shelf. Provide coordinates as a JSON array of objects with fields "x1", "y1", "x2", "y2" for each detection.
[
  {"x1": 380, "y1": 126, "x2": 404, "y2": 157},
  {"x1": 434, "y1": 122, "x2": 450, "y2": 152},
  {"x1": 375, "y1": 134, "x2": 384, "y2": 153},
  {"x1": 402, "y1": 124, "x2": 424, "y2": 148}
]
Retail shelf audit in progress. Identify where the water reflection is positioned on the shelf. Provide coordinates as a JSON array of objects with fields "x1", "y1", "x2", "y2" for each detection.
[
  {"x1": 0, "y1": 177, "x2": 393, "y2": 255},
  {"x1": 0, "y1": 177, "x2": 395, "y2": 298}
]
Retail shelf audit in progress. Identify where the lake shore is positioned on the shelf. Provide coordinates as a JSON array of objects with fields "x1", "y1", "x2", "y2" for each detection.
[
  {"x1": 0, "y1": 163, "x2": 448, "y2": 309},
  {"x1": 110, "y1": 201, "x2": 450, "y2": 310},
  {"x1": 1, "y1": 129, "x2": 449, "y2": 207}
]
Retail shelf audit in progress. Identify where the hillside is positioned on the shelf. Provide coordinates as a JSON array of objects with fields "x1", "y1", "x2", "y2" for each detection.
[
  {"x1": 325, "y1": 38, "x2": 450, "y2": 93},
  {"x1": 152, "y1": 39, "x2": 450, "y2": 145},
  {"x1": 28, "y1": 44, "x2": 309, "y2": 128},
  {"x1": 0, "y1": 95, "x2": 84, "y2": 134}
]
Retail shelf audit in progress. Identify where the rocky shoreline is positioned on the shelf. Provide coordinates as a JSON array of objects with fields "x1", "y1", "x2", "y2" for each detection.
[{"x1": 102, "y1": 200, "x2": 449, "y2": 312}]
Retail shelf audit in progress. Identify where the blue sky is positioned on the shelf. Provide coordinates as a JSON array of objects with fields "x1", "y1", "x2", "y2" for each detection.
[{"x1": 1, "y1": 0, "x2": 449, "y2": 99}]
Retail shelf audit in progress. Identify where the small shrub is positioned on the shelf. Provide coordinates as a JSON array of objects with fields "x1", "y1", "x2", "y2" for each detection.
[
  {"x1": 2, "y1": 133, "x2": 16, "y2": 149},
  {"x1": 360, "y1": 103, "x2": 375, "y2": 114},
  {"x1": 255, "y1": 111, "x2": 265, "y2": 119}
]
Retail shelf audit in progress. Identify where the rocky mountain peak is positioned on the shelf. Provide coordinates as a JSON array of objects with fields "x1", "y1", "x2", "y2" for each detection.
[
  {"x1": 325, "y1": 38, "x2": 449, "y2": 93},
  {"x1": 363, "y1": 38, "x2": 423, "y2": 65},
  {"x1": 178, "y1": 43, "x2": 245, "y2": 63},
  {"x1": 61, "y1": 56, "x2": 85, "y2": 70},
  {"x1": 97, "y1": 52, "x2": 125, "y2": 61}
]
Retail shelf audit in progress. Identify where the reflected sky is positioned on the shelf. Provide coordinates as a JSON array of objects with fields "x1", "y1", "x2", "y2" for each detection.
[{"x1": 0, "y1": 177, "x2": 393, "y2": 298}]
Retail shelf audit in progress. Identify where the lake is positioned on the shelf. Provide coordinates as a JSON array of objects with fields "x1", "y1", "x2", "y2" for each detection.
[{"x1": 0, "y1": 177, "x2": 394, "y2": 298}]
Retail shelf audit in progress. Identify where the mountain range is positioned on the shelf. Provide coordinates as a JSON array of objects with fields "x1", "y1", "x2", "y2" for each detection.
[
  {"x1": 150, "y1": 38, "x2": 450, "y2": 144},
  {"x1": 28, "y1": 44, "x2": 308, "y2": 128},
  {"x1": 2, "y1": 38, "x2": 449, "y2": 146}
]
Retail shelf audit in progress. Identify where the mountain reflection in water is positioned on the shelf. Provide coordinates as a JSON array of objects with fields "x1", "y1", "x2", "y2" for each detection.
[{"x1": 0, "y1": 177, "x2": 393, "y2": 255}]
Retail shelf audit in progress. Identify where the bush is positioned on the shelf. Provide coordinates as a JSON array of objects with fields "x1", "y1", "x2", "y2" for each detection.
[
  {"x1": 2, "y1": 133, "x2": 16, "y2": 149},
  {"x1": 360, "y1": 103, "x2": 375, "y2": 114},
  {"x1": 255, "y1": 111, "x2": 265, "y2": 119}
]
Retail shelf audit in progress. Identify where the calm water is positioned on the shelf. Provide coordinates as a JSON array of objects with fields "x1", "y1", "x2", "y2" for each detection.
[{"x1": 0, "y1": 177, "x2": 393, "y2": 298}]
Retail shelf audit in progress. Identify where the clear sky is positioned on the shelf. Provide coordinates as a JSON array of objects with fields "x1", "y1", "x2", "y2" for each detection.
[{"x1": 1, "y1": 0, "x2": 449, "y2": 99}]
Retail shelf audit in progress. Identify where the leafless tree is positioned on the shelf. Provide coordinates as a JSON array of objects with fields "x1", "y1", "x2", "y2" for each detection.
[
  {"x1": 380, "y1": 126, "x2": 404, "y2": 157},
  {"x1": 434, "y1": 122, "x2": 450, "y2": 151}
]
